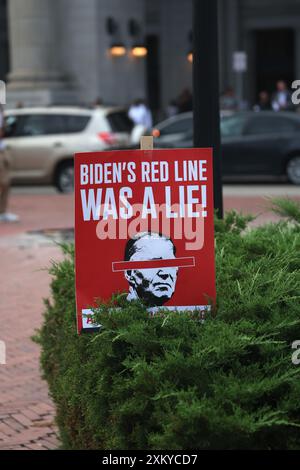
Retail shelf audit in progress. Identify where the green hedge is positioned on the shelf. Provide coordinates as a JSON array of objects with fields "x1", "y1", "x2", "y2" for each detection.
[{"x1": 35, "y1": 200, "x2": 300, "y2": 449}]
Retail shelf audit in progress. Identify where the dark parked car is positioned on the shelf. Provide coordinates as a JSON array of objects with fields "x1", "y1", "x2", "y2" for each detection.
[{"x1": 155, "y1": 112, "x2": 300, "y2": 184}]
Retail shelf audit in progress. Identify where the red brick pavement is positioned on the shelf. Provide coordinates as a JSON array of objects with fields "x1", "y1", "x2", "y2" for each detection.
[
  {"x1": 0, "y1": 192, "x2": 73, "y2": 450},
  {"x1": 0, "y1": 193, "x2": 74, "y2": 237},
  {"x1": 0, "y1": 241, "x2": 63, "y2": 450},
  {"x1": 0, "y1": 188, "x2": 299, "y2": 450}
]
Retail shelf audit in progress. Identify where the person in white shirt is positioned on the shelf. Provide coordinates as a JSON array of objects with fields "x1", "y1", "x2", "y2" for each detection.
[
  {"x1": 272, "y1": 80, "x2": 292, "y2": 111},
  {"x1": 0, "y1": 105, "x2": 19, "y2": 222},
  {"x1": 128, "y1": 99, "x2": 153, "y2": 130}
]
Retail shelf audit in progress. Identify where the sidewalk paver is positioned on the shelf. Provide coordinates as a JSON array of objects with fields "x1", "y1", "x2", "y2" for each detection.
[{"x1": 0, "y1": 237, "x2": 63, "y2": 450}]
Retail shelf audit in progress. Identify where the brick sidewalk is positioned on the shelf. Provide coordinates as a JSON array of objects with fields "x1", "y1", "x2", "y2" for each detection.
[
  {"x1": 0, "y1": 239, "x2": 63, "y2": 449},
  {"x1": 0, "y1": 193, "x2": 73, "y2": 449},
  {"x1": 0, "y1": 189, "x2": 299, "y2": 450},
  {"x1": 0, "y1": 193, "x2": 73, "y2": 237}
]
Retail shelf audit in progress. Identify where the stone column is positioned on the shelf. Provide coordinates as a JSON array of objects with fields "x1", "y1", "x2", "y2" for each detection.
[{"x1": 6, "y1": 0, "x2": 76, "y2": 106}]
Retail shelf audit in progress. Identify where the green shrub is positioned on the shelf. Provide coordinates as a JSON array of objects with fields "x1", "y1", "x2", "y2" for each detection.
[{"x1": 35, "y1": 200, "x2": 300, "y2": 449}]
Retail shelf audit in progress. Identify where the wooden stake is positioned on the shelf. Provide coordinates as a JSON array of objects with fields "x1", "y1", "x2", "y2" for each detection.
[{"x1": 140, "y1": 136, "x2": 153, "y2": 150}]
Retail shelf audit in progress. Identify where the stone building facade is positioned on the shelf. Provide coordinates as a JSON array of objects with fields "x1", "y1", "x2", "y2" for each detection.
[{"x1": 1, "y1": 0, "x2": 300, "y2": 112}]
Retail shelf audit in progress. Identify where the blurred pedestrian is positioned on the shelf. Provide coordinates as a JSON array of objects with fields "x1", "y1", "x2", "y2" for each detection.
[
  {"x1": 0, "y1": 105, "x2": 19, "y2": 223},
  {"x1": 128, "y1": 99, "x2": 153, "y2": 130},
  {"x1": 166, "y1": 99, "x2": 178, "y2": 118},
  {"x1": 272, "y1": 80, "x2": 292, "y2": 111},
  {"x1": 93, "y1": 97, "x2": 103, "y2": 108},
  {"x1": 177, "y1": 88, "x2": 193, "y2": 113},
  {"x1": 253, "y1": 90, "x2": 271, "y2": 112},
  {"x1": 220, "y1": 87, "x2": 238, "y2": 111}
]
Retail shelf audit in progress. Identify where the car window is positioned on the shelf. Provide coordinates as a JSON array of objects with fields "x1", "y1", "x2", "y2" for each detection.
[
  {"x1": 107, "y1": 111, "x2": 134, "y2": 133},
  {"x1": 4, "y1": 115, "x2": 19, "y2": 138},
  {"x1": 4, "y1": 113, "x2": 90, "y2": 137},
  {"x1": 245, "y1": 116, "x2": 297, "y2": 136},
  {"x1": 159, "y1": 117, "x2": 193, "y2": 136},
  {"x1": 64, "y1": 115, "x2": 90, "y2": 133},
  {"x1": 18, "y1": 115, "x2": 59, "y2": 136},
  {"x1": 220, "y1": 114, "x2": 247, "y2": 138}
]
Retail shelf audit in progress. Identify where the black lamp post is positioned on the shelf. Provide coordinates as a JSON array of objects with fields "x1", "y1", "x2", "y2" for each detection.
[{"x1": 193, "y1": 0, "x2": 223, "y2": 218}]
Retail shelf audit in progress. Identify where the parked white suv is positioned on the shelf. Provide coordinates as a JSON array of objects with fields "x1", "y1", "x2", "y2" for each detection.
[{"x1": 4, "y1": 106, "x2": 142, "y2": 193}]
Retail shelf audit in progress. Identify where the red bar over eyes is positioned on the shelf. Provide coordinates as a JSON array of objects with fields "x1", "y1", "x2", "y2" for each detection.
[{"x1": 112, "y1": 257, "x2": 195, "y2": 272}]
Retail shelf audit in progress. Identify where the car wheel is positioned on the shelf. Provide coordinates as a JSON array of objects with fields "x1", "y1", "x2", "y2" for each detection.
[
  {"x1": 287, "y1": 156, "x2": 300, "y2": 185},
  {"x1": 55, "y1": 162, "x2": 74, "y2": 193}
]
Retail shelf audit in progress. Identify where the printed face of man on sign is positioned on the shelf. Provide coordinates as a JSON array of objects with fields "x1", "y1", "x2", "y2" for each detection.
[{"x1": 124, "y1": 232, "x2": 178, "y2": 306}]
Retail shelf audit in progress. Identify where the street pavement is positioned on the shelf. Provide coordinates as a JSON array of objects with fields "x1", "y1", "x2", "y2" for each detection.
[{"x1": 0, "y1": 183, "x2": 299, "y2": 450}]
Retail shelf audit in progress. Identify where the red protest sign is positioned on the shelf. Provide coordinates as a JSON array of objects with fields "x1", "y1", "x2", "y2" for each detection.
[{"x1": 75, "y1": 148, "x2": 215, "y2": 333}]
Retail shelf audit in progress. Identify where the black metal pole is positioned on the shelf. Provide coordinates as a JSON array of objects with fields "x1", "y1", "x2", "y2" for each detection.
[{"x1": 193, "y1": 0, "x2": 223, "y2": 218}]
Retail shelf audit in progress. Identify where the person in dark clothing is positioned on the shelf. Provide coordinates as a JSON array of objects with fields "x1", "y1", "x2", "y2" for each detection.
[
  {"x1": 253, "y1": 91, "x2": 272, "y2": 111},
  {"x1": 177, "y1": 88, "x2": 193, "y2": 114}
]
